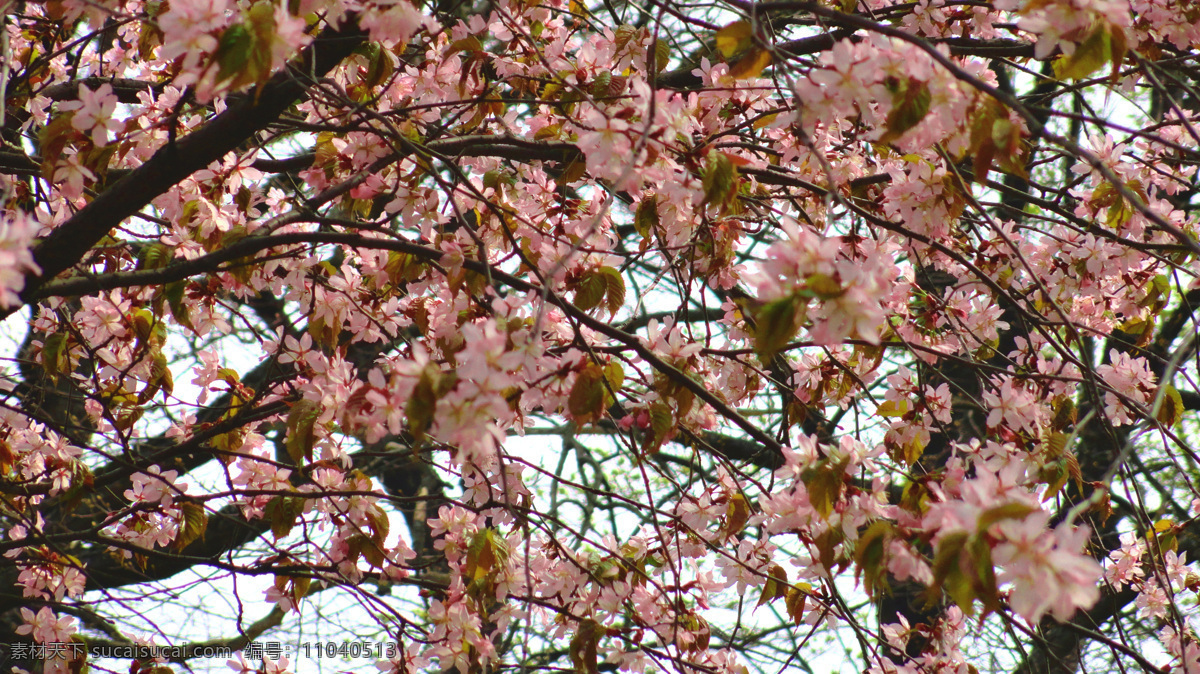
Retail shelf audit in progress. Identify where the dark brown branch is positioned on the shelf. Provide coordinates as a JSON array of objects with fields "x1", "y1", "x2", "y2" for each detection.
[
  {"x1": 4, "y1": 17, "x2": 368, "y2": 319},
  {"x1": 0, "y1": 149, "x2": 38, "y2": 175},
  {"x1": 27, "y1": 229, "x2": 786, "y2": 460},
  {"x1": 78, "y1": 503, "x2": 275, "y2": 591},
  {"x1": 37, "y1": 77, "x2": 159, "y2": 104},
  {"x1": 252, "y1": 153, "x2": 318, "y2": 173},
  {"x1": 651, "y1": 27, "x2": 1035, "y2": 90}
]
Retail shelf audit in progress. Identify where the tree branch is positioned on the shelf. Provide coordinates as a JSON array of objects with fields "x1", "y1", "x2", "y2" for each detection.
[{"x1": 5, "y1": 17, "x2": 367, "y2": 319}]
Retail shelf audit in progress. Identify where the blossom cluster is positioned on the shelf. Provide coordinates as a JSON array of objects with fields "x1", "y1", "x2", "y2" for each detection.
[{"x1": 1, "y1": 0, "x2": 1199, "y2": 673}]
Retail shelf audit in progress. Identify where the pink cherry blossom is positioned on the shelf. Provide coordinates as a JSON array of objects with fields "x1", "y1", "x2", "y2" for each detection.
[
  {"x1": 15, "y1": 607, "x2": 76, "y2": 644},
  {"x1": 58, "y1": 84, "x2": 121, "y2": 147},
  {"x1": 0, "y1": 212, "x2": 40, "y2": 308}
]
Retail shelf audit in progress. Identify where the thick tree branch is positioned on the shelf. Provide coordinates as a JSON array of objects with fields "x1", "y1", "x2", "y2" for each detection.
[
  {"x1": 37, "y1": 77, "x2": 159, "y2": 104},
  {"x1": 5, "y1": 18, "x2": 367, "y2": 319},
  {"x1": 28, "y1": 230, "x2": 787, "y2": 460}
]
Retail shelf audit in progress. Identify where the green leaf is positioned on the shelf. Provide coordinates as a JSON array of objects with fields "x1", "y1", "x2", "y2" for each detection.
[
  {"x1": 801, "y1": 456, "x2": 849, "y2": 520},
  {"x1": 969, "y1": 100, "x2": 1004, "y2": 182},
  {"x1": 876, "y1": 399, "x2": 910, "y2": 418},
  {"x1": 41, "y1": 331, "x2": 71, "y2": 379},
  {"x1": 721, "y1": 492, "x2": 751, "y2": 538},
  {"x1": 357, "y1": 42, "x2": 396, "y2": 88},
  {"x1": 37, "y1": 112, "x2": 78, "y2": 179},
  {"x1": 613, "y1": 25, "x2": 638, "y2": 52},
  {"x1": 881, "y1": 78, "x2": 931, "y2": 143},
  {"x1": 977, "y1": 502, "x2": 1037, "y2": 531},
  {"x1": 365, "y1": 502, "x2": 390, "y2": 544},
  {"x1": 131, "y1": 307, "x2": 166, "y2": 349},
  {"x1": 602, "y1": 361, "x2": 624, "y2": 410},
  {"x1": 557, "y1": 154, "x2": 587, "y2": 185},
  {"x1": 1148, "y1": 518, "x2": 1178, "y2": 555},
  {"x1": 969, "y1": 535, "x2": 1000, "y2": 615},
  {"x1": 813, "y1": 527, "x2": 844, "y2": 573},
  {"x1": 465, "y1": 528, "x2": 510, "y2": 584},
  {"x1": 137, "y1": 242, "x2": 173, "y2": 270},
  {"x1": 406, "y1": 368, "x2": 440, "y2": 441},
  {"x1": 855, "y1": 520, "x2": 894, "y2": 597},
  {"x1": 805, "y1": 272, "x2": 843, "y2": 300},
  {"x1": 214, "y1": 23, "x2": 254, "y2": 84},
  {"x1": 173, "y1": 502, "x2": 209, "y2": 550},
  {"x1": 929, "y1": 531, "x2": 971, "y2": 612},
  {"x1": 1045, "y1": 430, "x2": 1069, "y2": 459},
  {"x1": 385, "y1": 251, "x2": 424, "y2": 284},
  {"x1": 1054, "y1": 23, "x2": 1112, "y2": 81},
  {"x1": 990, "y1": 115, "x2": 1028, "y2": 179},
  {"x1": 728, "y1": 47, "x2": 772, "y2": 80},
  {"x1": 643, "y1": 402, "x2": 674, "y2": 454},
  {"x1": 715, "y1": 21, "x2": 752, "y2": 58},
  {"x1": 1157, "y1": 384, "x2": 1185, "y2": 427},
  {"x1": 590, "y1": 70, "x2": 612, "y2": 96},
  {"x1": 573, "y1": 272, "x2": 607, "y2": 312},
  {"x1": 1039, "y1": 457, "x2": 1070, "y2": 501},
  {"x1": 757, "y1": 563, "x2": 789, "y2": 607},
  {"x1": 361, "y1": 537, "x2": 387, "y2": 568},
  {"x1": 895, "y1": 433, "x2": 926, "y2": 467},
  {"x1": 568, "y1": 366, "x2": 606, "y2": 424},
  {"x1": 446, "y1": 35, "x2": 483, "y2": 57},
  {"x1": 598, "y1": 267, "x2": 625, "y2": 316},
  {"x1": 273, "y1": 574, "x2": 311, "y2": 610},
  {"x1": 679, "y1": 612, "x2": 710, "y2": 652},
  {"x1": 284, "y1": 398, "x2": 320, "y2": 465},
  {"x1": 246, "y1": 0, "x2": 275, "y2": 40},
  {"x1": 752, "y1": 295, "x2": 804, "y2": 360},
  {"x1": 569, "y1": 619, "x2": 604, "y2": 674},
  {"x1": 265, "y1": 495, "x2": 304, "y2": 540},
  {"x1": 138, "y1": 350, "x2": 174, "y2": 403},
  {"x1": 1108, "y1": 25, "x2": 1127, "y2": 81},
  {"x1": 244, "y1": 1, "x2": 277, "y2": 85},
  {"x1": 702, "y1": 150, "x2": 737, "y2": 206},
  {"x1": 1051, "y1": 397, "x2": 1077, "y2": 431},
  {"x1": 213, "y1": 2, "x2": 276, "y2": 90},
  {"x1": 603, "y1": 361, "x2": 624, "y2": 394},
  {"x1": 649, "y1": 402, "x2": 673, "y2": 438},
  {"x1": 592, "y1": 557, "x2": 624, "y2": 585},
  {"x1": 1106, "y1": 191, "x2": 1134, "y2": 229},
  {"x1": 674, "y1": 384, "x2": 695, "y2": 418},
  {"x1": 654, "y1": 39, "x2": 670, "y2": 72},
  {"x1": 1141, "y1": 273, "x2": 1172, "y2": 309},
  {"x1": 928, "y1": 530, "x2": 999, "y2": 617},
  {"x1": 163, "y1": 280, "x2": 195, "y2": 333},
  {"x1": 635, "y1": 195, "x2": 659, "y2": 239},
  {"x1": 785, "y1": 584, "x2": 810, "y2": 624}
]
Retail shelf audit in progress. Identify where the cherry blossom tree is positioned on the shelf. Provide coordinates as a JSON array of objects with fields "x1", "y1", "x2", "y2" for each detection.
[{"x1": 0, "y1": 0, "x2": 1198, "y2": 673}]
